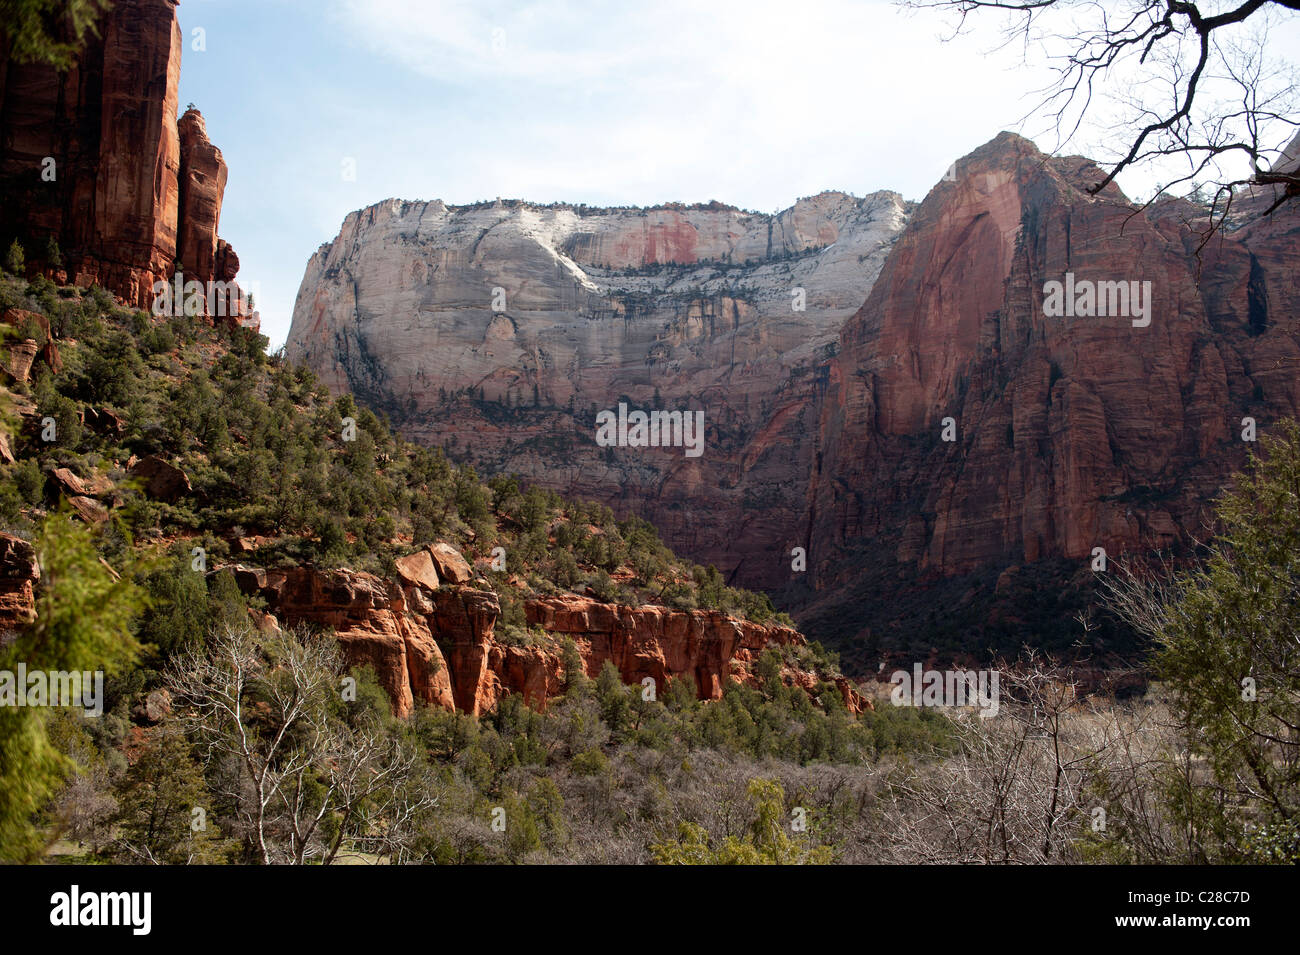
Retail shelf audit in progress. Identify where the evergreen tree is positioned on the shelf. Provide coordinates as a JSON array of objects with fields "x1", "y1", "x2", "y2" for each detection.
[
  {"x1": 0, "y1": 0, "x2": 110, "y2": 68},
  {"x1": 1141, "y1": 420, "x2": 1300, "y2": 861},
  {"x1": 4, "y1": 239, "x2": 24, "y2": 276},
  {"x1": 0, "y1": 513, "x2": 144, "y2": 861},
  {"x1": 649, "y1": 778, "x2": 833, "y2": 864},
  {"x1": 110, "y1": 722, "x2": 232, "y2": 863}
]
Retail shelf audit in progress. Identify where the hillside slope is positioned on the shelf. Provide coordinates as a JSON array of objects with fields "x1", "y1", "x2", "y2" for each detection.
[{"x1": 0, "y1": 272, "x2": 857, "y2": 715}]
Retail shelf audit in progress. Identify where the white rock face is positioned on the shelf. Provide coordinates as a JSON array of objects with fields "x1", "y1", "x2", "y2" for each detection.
[{"x1": 287, "y1": 191, "x2": 908, "y2": 588}]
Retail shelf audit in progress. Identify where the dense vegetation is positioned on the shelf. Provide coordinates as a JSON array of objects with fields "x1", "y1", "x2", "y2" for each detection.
[{"x1": 0, "y1": 270, "x2": 790, "y2": 628}]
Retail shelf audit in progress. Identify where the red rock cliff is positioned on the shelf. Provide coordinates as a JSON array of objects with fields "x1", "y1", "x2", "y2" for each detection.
[
  {"x1": 804, "y1": 132, "x2": 1300, "y2": 625},
  {"x1": 231, "y1": 543, "x2": 862, "y2": 718},
  {"x1": 0, "y1": 0, "x2": 249, "y2": 322},
  {"x1": 176, "y1": 108, "x2": 227, "y2": 284}
]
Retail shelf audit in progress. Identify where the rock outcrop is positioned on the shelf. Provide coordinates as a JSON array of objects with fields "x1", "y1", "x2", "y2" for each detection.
[
  {"x1": 1, "y1": 308, "x2": 63, "y2": 386},
  {"x1": 231, "y1": 543, "x2": 859, "y2": 718},
  {"x1": 128, "y1": 455, "x2": 191, "y2": 501},
  {"x1": 0, "y1": 0, "x2": 255, "y2": 326},
  {"x1": 526, "y1": 593, "x2": 864, "y2": 712},
  {"x1": 176, "y1": 108, "x2": 227, "y2": 285},
  {"x1": 4, "y1": 339, "x2": 38, "y2": 383},
  {"x1": 0, "y1": 533, "x2": 39, "y2": 642},
  {"x1": 286, "y1": 193, "x2": 909, "y2": 590},
  {"x1": 232, "y1": 563, "x2": 457, "y2": 717}
]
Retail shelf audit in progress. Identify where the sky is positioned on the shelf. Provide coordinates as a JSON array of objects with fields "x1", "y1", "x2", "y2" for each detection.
[{"x1": 174, "y1": 0, "x2": 1300, "y2": 347}]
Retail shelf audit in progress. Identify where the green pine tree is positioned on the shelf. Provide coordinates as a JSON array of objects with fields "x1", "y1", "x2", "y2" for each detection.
[
  {"x1": 0, "y1": 513, "x2": 144, "y2": 861},
  {"x1": 4, "y1": 239, "x2": 24, "y2": 276}
]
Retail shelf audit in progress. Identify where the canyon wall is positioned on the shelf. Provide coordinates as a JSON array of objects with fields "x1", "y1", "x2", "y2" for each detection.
[
  {"x1": 799, "y1": 132, "x2": 1300, "y2": 658},
  {"x1": 288, "y1": 133, "x2": 1299, "y2": 667},
  {"x1": 0, "y1": 0, "x2": 254, "y2": 325},
  {"x1": 286, "y1": 192, "x2": 908, "y2": 588}
]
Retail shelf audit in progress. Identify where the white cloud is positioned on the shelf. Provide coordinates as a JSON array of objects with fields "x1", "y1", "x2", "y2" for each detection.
[{"x1": 333, "y1": 0, "x2": 1049, "y2": 210}]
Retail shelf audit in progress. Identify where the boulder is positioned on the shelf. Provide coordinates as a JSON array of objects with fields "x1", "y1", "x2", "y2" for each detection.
[
  {"x1": 428, "y1": 542, "x2": 471, "y2": 584},
  {"x1": 132, "y1": 688, "x2": 172, "y2": 724},
  {"x1": 68, "y1": 495, "x2": 109, "y2": 523},
  {"x1": 51, "y1": 466, "x2": 113, "y2": 498},
  {"x1": 1, "y1": 308, "x2": 51, "y2": 340},
  {"x1": 394, "y1": 548, "x2": 440, "y2": 591},
  {"x1": 129, "y1": 454, "x2": 191, "y2": 500},
  {"x1": 6, "y1": 340, "x2": 39, "y2": 383},
  {"x1": 83, "y1": 407, "x2": 125, "y2": 435}
]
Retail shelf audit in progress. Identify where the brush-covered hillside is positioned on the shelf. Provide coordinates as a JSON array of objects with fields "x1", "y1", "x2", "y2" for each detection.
[{"x1": 0, "y1": 266, "x2": 954, "y2": 864}]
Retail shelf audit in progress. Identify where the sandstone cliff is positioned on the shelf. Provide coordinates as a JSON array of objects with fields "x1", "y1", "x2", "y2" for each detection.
[
  {"x1": 229, "y1": 543, "x2": 862, "y2": 718},
  {"x1": 797, "y1": 132, "x2": 1299, "y2": 658},
  {"x1": 286, "y1": 192, "x2": 908, "y2": 589},
  {"x1": 288, "y1": 133, "x2": 1300, "y2": 668},
  {"x1": 0, "y1": 0, "x2": 253, "y2": 325}
]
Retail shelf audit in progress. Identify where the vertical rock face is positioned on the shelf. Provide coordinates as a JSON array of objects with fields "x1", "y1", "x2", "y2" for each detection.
[
  {"x1": 286, "y1": 193, "x2": 909, "y2": 589},
  {"x1": 86, "y1": 0, "x2": 183, "y2": 306},
  {"x1": 801, "y1": 132, "x2": 1300, "y2": 648},
  {"x1": 0, "y1": 0, "x2": 249, "y2": 323},
  {"x1": 176, "y1": 108, "x2": 228, "y2": 284},
  {"x1": 232, "y1": 564, "x2": 458, "y2": 718}
]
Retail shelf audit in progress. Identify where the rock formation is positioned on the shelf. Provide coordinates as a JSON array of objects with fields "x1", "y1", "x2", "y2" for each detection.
[
  {"x1": 230, "y1": 542, "x2": 862, "y2": 718},
  {"x1": 0, "y1": 0, "x2": 255, "y2": 326},
  {"x1": 127, "y1": 455, "x2": 191, "y2": 501},
  {"x1": 0, "y1": 533, "x2": 38, "y2": 642},
  {"x1": 176, "y1": 109, "x2": 227, "y2": 284},
  {"x1": 289, "y1": 133, "x2": 1300, "y2": 667},
  {"x1": 799, "y1": 132, "x2": 1300, "y2": 656},
  {"x1": 287, "y1": 192, "x2": 908, "y2": 588}
]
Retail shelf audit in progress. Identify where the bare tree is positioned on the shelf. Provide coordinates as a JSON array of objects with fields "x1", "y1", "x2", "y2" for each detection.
[
  {"x1": 317, "y1": 727, "x2": 440, "y2": 865},
  {"x1": 168, "y1": 623, "x2": 333, "y2": 863},
  {"x1": 906, "y1": 0, "x2": 1300, "y2": 224},
  {"x1": 167, "y1": 623, "x2": 439, "y2": 864},
  {"x1": 872, "y1": 653, "x2": 1178, "y2": 863}
]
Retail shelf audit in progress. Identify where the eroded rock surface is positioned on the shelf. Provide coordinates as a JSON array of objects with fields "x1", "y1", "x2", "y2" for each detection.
[
  {"x1": 232, "y1": 542, "x2": 857, "y2": 717},
  {"x1": 286, "y1": 193, "x2": 909, "y2": 589}
]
